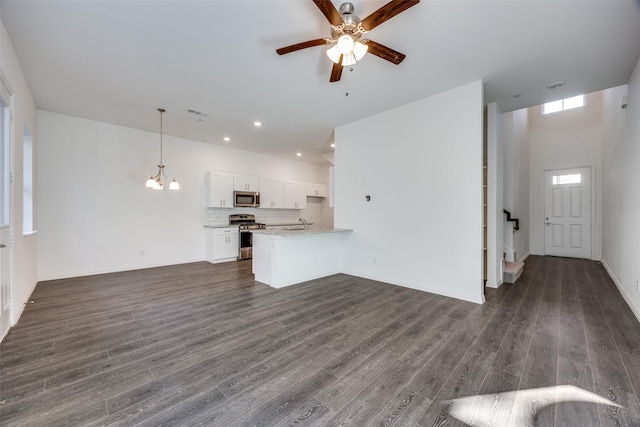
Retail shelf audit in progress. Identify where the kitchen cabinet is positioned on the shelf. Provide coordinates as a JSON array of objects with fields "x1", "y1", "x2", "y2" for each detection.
[
  {"x1": 259, "y1": 178, "x2": 285, "y2": 209},
  {"x1": 209, "y1": 172, "x2": 234, "y2": 208},
  {"x1": 234, "y1": 175, "x2": 259, "y2": 192},
  {"x1": 306, "y1": 183, "x2": 327, "y2": 198},
  {"x1": 285, "y1": 181, "x2": 307, "y2": 209},
  {"x1": 205, "y1": 227, "x2": 239, "y2": 263}
]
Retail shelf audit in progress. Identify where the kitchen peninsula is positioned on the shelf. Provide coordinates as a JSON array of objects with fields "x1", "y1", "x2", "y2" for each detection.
[{"x1": 252, "y1": 228, "x2": 352, "y2": 288}]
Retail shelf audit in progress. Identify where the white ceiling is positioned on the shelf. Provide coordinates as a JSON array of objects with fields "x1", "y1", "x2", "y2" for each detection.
[{"x1": 2, "y1": 1, "x2": 640, "y2": 165}]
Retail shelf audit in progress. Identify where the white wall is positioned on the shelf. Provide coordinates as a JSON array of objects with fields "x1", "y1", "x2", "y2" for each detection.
[
  {"x1": 502, "y1": 108, "x2": 529, "y2": 262},
  {"x1": 601, "y1": 57, "x2": 640, "y2": 320},
  {"x1": 1, "y1": 16, "x2": 39, "y2": 333},
  {"x1": 37, "y1": 111, "x2": 330, "y2": 280},
  {"x1": 334, "y1": 81, "x2": 485, "y2": 304},
  {"x1": 528, "y1": 91, "x2": 603, "y2": 259}
]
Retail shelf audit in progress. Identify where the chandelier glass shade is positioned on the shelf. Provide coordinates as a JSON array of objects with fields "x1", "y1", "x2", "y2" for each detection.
[{"x1": 145, "y1": 108, "x2": 179, "y2": 191}]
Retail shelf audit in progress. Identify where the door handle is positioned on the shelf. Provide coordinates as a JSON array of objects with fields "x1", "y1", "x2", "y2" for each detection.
[{"x1": 0, "y1": 244, "x2": 6, "y2": 248}]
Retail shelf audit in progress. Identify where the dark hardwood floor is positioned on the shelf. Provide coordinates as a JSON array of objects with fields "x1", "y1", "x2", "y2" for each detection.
[{"x1": 1, "y1": 256, "x2": 640, "y2": 426}]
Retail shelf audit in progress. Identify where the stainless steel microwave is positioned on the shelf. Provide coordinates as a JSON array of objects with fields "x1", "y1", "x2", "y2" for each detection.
[{"x1": 234, "y1": 191, "x2": 260, "y2": 207}]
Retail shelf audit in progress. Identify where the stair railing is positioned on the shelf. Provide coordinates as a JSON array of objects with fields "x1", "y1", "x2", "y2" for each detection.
[{"x1": 503, "y1": 209, "x2": 520, "y2": 231}]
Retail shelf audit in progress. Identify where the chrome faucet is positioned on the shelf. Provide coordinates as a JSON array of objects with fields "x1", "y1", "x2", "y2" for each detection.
[{"x1": 299, "y1": 217, "x2": 308, "y2": 231}]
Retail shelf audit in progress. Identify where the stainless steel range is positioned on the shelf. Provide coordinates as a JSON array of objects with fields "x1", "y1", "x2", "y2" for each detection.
[{"x1": 229, "y1": 214, "x2": 266, "y2": 260}]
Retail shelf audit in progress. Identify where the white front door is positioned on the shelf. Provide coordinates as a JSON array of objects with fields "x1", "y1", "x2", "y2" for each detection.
[
  {"x1": 0, "y1": 77, "x2": 12, "y2": 340},
  {"x1": 544, "y1": 167, "x2": 592, "y2": 258}
]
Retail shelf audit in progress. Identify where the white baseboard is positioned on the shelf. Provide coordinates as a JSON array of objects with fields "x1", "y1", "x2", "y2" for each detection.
[
  {"x1": 486, "y1": 279, "x2": 503, "y2": 289},
  {"x1": 38, "y1": 257, "x2": 206, "y2": 282},
  {"x1": 601, "y1": 260, "x2": 640, "y2": 324},
  {"x1": 341, "y1": 268, "x2": 485, "y2": 304},
  {"x1": 518, "y1": 252, "x2": 530, "y2": 263}
]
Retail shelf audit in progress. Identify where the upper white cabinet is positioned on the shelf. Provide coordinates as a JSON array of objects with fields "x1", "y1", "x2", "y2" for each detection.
[
  {"x1": 260, "y1": 178, "x2": 285, "y2": 209},
  {"x1": 306, "y1": 183, "x2": 327, "y2": 198},
  {"x1": 206, "y1": 171, "x2": 327, "y2": 210},
  {"x1": 209, "y1": 172, "x2": 234, "y2": 208},
  {"x1": 285, "y1": 181, "x2": 307, "y2": 209},
  {"x1": 234, "y1": 175, "x2": 259, "y2": 192}
]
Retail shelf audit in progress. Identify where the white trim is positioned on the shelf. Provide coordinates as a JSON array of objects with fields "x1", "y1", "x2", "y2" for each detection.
[
  {"x1": 601, "y1": 260, "x2": 640, "y2": 324},
  {"x1": 518, "y1": 251, "x2": 530, "y2": 263}
]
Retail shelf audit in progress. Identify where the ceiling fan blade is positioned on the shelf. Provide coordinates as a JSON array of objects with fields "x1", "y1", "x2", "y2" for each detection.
[
  {"x1": 362, "y1": 40, "x2": 406, "y2": 64},
  {"x1": 313, "y1": 0, "x2": 344, "y2": 26},
  {"x1": 330, "y1": 57, "x2": 343, "y2": 82},
  {"x1": 276, "y1": 38, "x2": 331, "y2": 55},
  {"x1": 359, "y1": 0, "x2": 420, "y2": 31}
]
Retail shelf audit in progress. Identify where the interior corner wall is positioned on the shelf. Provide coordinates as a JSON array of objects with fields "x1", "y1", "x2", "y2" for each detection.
[
  {"x1": 528, "y1": 91, "x2": 603, "y2": 259},
  {"x1": 37, "y1": 111, "x2": 329, "y2": 280},
  {"x1": 334, "y1": 80, "x2": 485, "y2": 304},
  {"x1": 502, "y1": 108, "x2": 530, "y2": 262},
  {"x1": 486, "y1": 103, "x2": 503, "y2": 288},
  {"x1": 601, "y1": 56, "x2": 640, "y2": 321},
  {"x1": 0, "y1": 18, "x2": 39, "y2": 330}
]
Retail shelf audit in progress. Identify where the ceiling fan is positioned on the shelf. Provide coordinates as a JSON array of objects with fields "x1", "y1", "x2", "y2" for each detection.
[{"x1": 276, "y1": 0, "x2": 420, "y2": 82}]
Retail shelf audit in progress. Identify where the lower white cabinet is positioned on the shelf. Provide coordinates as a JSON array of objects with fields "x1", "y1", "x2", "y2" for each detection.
[{"x1": 205, "y1": 227, "x2": 239, "y2": 263}]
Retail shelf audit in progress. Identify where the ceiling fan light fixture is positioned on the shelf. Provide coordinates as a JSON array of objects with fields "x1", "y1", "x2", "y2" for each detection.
[
  {"x1": 341, "y1": 53, "x2": 357, "y2": 66},
  {"x1": 326, "y1": 45, "x2": 341, "y2": 63},
  {"x1": 337, "y1": 34, "x2": 355, "y2": 55},
  {"x1": 353, "y1": 41, "x2": 368, "y2": 61}
]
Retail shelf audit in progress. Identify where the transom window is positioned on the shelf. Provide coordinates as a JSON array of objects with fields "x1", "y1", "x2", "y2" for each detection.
[
  {"x1": 543, "y1": 95, "x2": 585, "y2": 115},
  {"x1": 552, "y1": 174, "x2": 581, "y2": 185}
]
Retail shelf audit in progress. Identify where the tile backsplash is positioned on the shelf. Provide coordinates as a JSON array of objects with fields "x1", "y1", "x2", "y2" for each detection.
[{"x1": 205, "y1": 208, "x2": 303, "y2": 226}]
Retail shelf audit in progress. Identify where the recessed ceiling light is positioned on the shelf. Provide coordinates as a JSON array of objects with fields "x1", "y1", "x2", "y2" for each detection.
[
  {"x1": 546, "y1": 81, "x2": 564, "y2": 90},
  {"x1": 223, "y1": 137, "x2": 230, "y2": 142},
  {"x1": 296, "y1": 152, "x2": 302, "y2": 157},
  {"x1": 330, "y1": 143, "x2": 335, "y2": 148},
  {"x1": 254, "y1": 121, "x2": 262, "y2": 127}
]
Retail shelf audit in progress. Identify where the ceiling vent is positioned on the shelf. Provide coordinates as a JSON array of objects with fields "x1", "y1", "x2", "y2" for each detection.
[{"x1": 187, "y1": 108, "x2": 210, "y2": 117}]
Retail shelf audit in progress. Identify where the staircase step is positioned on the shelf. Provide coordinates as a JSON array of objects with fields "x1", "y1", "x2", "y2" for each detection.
[{"x1": 504, "y1": 261, "x2": 524, "y2": 284}]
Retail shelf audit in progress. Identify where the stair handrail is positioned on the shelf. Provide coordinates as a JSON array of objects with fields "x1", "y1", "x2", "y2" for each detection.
[{"x1": 503, "y1": 209, "x2": 520, "y2": 231}]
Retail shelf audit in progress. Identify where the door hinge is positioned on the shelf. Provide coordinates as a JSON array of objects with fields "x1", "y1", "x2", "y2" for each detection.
[
  {"x1": 8, "y1": 235, "x2": 13, "y2": 248},
  {"x1": 9, "y1": 299, "x2": 14, "y2": 311},
  {"x1": 9, "y1": 110, "x2": 14, "y2": 124},
  {"x1": 9, "y1": 172, "x2": 13, "y2": 186}
]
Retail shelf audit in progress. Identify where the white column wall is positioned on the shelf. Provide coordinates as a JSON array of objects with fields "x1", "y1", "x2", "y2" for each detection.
[
  {"x1": 601, "y1": 56, "x2": 640, "y2": 321},
  {"x1": 37, "y1": 111, "x2": 329, "y2": 280},
  {"x1": 486, "y1": 103, "x2": 504, "y2": 288},
  {"x1": 334, "y1": 81, "x2": 485, "y2": 304}
]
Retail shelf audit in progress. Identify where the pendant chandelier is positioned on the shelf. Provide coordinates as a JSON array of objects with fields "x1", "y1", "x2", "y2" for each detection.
[{"x1": 145, "y1": 108, "x2": 179, "y2": 190}]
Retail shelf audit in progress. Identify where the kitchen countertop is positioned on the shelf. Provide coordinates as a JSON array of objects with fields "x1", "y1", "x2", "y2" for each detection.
[
  {"x1": 252, "y1": 227, "x2": 351, "y2": 237},
  {"x1": 264, "y1": 222, "x2": 314, "y2": 227}
]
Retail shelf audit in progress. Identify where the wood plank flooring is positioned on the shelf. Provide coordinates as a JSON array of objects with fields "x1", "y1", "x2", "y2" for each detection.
[{"x1": 1, "y1": 256, "x2": 640, "y2": 426}]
